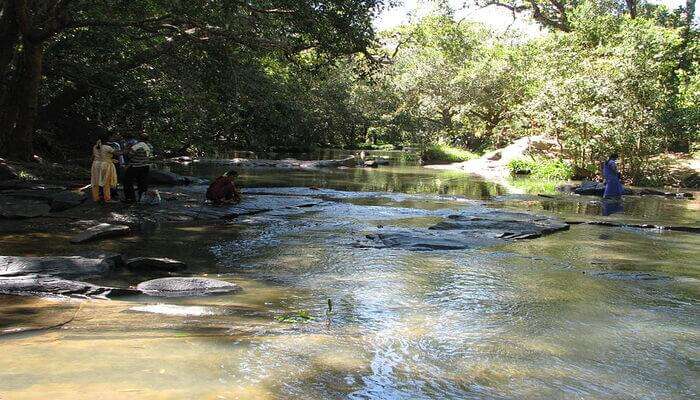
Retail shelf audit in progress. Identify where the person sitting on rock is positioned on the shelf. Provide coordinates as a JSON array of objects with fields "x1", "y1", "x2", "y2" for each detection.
[{"x1": 206, "y1": 170, "x2": 242, "y2": 206}]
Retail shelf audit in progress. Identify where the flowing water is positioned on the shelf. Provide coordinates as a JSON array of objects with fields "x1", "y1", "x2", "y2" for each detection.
[{"x1": 1, "y1": 165, "x2": 698, "y2": 399}]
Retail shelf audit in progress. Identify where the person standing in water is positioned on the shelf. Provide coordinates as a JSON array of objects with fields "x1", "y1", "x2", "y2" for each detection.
[
  {"x1": 603, "y1": 153, "x2": 624, "y2": 199},
  {"x1": 123, "y1": 132, "x2": 153, "y2": 204},
  {"x1": 90, "y1": 134, "x2": 118, "y2": 203}
]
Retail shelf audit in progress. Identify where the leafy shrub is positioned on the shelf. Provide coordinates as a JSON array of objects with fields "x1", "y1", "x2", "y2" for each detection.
[
  {"x1": 422, "y1": 144, "x2": 478, "y2": 163},
  {"x1": 507, "y1": 158, "x2": 573, "y2": 180}
]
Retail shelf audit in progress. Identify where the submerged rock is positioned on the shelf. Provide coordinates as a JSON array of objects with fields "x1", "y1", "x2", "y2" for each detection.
[
  {"x1": 70, "y1": 223, "x2": 130, "y2": 244},
  {"x1": 0, "y1": 254, "x2": 122, "y2": 278},
  {"x1": 136, "y1": 277, "x2": 241, "y2": 297},
  {"x1": 125, "y1": 257, "x2": 187, "y2": 272},
  {"x1": 584, "y1": 271, "x2": 671, "y2": 282},
  {"x1": 0, "y1": 274, "x2": 138, "y2": 298}
]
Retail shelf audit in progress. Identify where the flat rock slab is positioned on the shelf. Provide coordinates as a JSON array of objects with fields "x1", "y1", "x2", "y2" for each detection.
[
  {"x1": 0, "y1": 196, "x2": 51, "y2": 219},
  {"x1": 70, "y1": 223, "x2": 131, "y2": 244},
  {"x1": 0, "y1": 254, "x2": 121, "y2": 278},
  {"x1": 126, "y1": 257, "x2": 187, "y2": 272},
  {"x1": 49, "y1": 191, "x2": 87, "y2": 211},
  {"x1": 137, "y1": 277, "x2": 241, "y2": 297},
  {"x1": 363, "y1": 230, "x2": 501, "y2": 251},
  {"x1": 361, "y1": 210, "x2": 569, "y2": 251},
  {"x1": 0, "y1": 189, "x2": 86, "y2": 213},
  {"x1": 430, "y1": 211, "x2": 569, "y2": 239},
  {"x1": 0, "y1": 274, "x2": 138, "y2": 298}
]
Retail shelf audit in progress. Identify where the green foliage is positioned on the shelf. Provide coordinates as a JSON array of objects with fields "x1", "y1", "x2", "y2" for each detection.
[
  {"x1": 422, "y1": 144, "x2": 478, "y2": 163},
  {"x1": 507, "y1": 158, "x2": 574, "y2": 180}
]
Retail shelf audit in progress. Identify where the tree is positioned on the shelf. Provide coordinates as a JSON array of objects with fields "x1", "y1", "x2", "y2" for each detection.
[{"x1": 0, "y1": 0, "x2": 388, "y2": 160}]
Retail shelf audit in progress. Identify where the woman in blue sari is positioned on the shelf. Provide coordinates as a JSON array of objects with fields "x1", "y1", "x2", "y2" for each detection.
[{"x1": 602, "y1": 153, "x2": 624, "y2": 198}]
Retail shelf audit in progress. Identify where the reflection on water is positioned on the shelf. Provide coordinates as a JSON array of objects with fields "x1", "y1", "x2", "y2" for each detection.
[
  {"x1": 602, "y1": 198, "x2": 624, "y2": 216},
  {"x1": 0, "y1": 167, "x2": 698, "y2": 399}
]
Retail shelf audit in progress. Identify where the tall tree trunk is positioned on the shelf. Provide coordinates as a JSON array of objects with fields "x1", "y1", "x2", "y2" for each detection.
[{"x1": 6, "y1": 40, "x2": 43, "y2": 160}]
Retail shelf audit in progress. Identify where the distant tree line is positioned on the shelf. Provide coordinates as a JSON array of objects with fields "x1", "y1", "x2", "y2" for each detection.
[{"x1": 0, "y1": 0, "x2": 697, "y2": 185}]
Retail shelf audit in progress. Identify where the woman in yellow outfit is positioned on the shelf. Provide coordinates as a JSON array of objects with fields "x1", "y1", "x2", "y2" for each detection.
[{"x1": 90, "y1": 135, "x2": 118, "y2": 202}]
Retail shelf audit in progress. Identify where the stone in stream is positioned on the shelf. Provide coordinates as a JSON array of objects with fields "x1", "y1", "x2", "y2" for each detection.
[
  {"x1": 363, "y1": 230, "x2": 501, "y2": 251},
  {"x1": 362, "y1": 210, "x2": 569, "y2": 251},
  {"x1": 49, "y1": 191, "x2": 87, "y2": 212},
  {"x1": 136, "y1": 277, "x2": 241, "y2": 297},
  {"x1": 0, "y1": 196, "x2": 51, "y2": 219},
  {"x1": 148, "y1": 169, "x2": 189, "y2": 186},
  {"x1": 430, "y1": 211, "x2": 570, "y2": 239},
  {"x1": 125, "y1": 257, "x2": 187, "y2": 272},
  {"x1": 70, "y1": 223, "x2": 131, "y2": 244},
  {"x1": 0, "y1": 254, "x2": 123, "y2": 278},
  {"x1": 0, "y1": 274, "x2": 138, "y2": 298}
]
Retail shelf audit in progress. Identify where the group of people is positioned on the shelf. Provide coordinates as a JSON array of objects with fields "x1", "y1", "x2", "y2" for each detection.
[
  {"x1": 90, "y1": 132, "x2": 153, "y2": 204},
  {"x1": 91, "y1": 132, "x2": 241, "y2": 206}
]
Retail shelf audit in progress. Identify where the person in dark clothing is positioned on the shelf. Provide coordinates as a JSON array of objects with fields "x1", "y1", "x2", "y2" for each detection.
[
  {"x1": 602, "y1": 153, "x2": 624, "y2": 199},
  {"x1": 206, "y1": 170, "x2": 242, "y2": 206},
  {"x1": 123, "y1": 132, "x2": 153, "y2": 204}
]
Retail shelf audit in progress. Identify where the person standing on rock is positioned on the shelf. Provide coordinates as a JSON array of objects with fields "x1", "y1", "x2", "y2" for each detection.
[
  {"x1": 123, "y1": 131, "x2": 153, "y2": 204},
  {"x1": 90, "y1": 134, "x2": 119, "y2": 203},
  {"x1": 603, "y1": 153, "x2": 624, "y2": 199},
  {"x1": 206, "y1": 169, "x2": 242, "y2": 206}
]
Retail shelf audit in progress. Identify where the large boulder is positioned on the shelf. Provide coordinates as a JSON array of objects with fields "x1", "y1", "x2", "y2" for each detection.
[
  {"x1": 125, "y1": 257, "x2": 187, "y2": 272},
  {"x1": 0, "y1": 254, "x2": 122, "y2": 278},
  {"x1": 0, "y1": 274, "x2": 138, "y2": 298},
  {"x1": 136, "y1": 277, "x2": 241, "y2": 297},
  {"x1": 70, "y1": 223, "x2": 131, "y2": 244}
]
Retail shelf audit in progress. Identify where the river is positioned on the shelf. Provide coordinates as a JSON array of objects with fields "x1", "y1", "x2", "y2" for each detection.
[{"x1": 1, "y1": 164, "x2": 698, "y2": 399}]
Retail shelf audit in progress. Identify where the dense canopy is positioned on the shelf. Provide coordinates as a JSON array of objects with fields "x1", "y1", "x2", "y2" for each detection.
[{"x1": 0, "y1": 0, "x2": 698, "y2": 184}]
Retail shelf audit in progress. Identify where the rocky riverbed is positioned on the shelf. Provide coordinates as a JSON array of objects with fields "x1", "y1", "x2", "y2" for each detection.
[{"x1": 2, "y1": 176, "x2": 698, "y2": 300}]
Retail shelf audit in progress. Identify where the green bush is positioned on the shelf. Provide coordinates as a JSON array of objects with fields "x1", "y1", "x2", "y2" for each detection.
[
  {"x1": 422, "y1": 144, "x2": 478, "y2": 163},
  {"x1": 507, "y1": 158, "x2": 573, "y2": 181}
]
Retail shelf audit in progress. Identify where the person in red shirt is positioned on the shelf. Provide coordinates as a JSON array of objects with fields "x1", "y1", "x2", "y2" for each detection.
[{"x1": 206, "y1": 170, "x2": 242, "y2": 206}]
